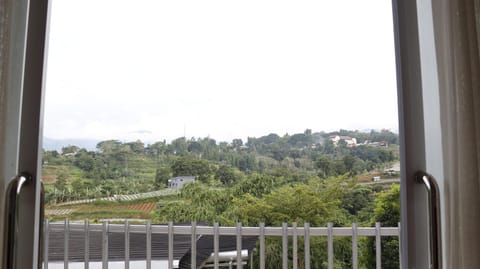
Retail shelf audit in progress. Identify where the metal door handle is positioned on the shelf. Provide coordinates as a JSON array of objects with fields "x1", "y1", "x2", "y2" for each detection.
[
  {"x1": 416, "y1": 171, "x2": 442, "y2": 269},
  {"x1": 4, "y1": 172, "x2": 33, "y2": 269}
]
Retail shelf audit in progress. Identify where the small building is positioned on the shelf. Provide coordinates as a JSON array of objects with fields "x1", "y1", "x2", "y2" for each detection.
[
  {"x1": 373, "y1": 176, "x2": 381, "y2": 182},
  {"x1": 384, "y1": 162, "x2": 400, "y2": 176},
  {"x1": 168, "y1": 176, "x2": 195, "y2": 189},
  {"x1": 329, "y1": 135, "x2": 357, "y2": 147}
]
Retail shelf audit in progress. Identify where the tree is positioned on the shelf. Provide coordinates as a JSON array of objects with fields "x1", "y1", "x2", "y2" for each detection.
[
  {"x1": 42, "y1": 150, "x2": 61, "y2": 165},
  {"x1": 333, "y1": 160, "x2": 347, "y2": 175},
  {"x1": 187, "y1": 141, "x2": 203, "y2": 153},
  {"x1": 287, "y1": 133, "x2": 307, "y2": 147},
  {"x1": 316, "y1": 156, "x2": 333, "y2": 178},
  {"x1": 215, "y1": 165, "x2": 241, "y2": 186},
  {"x1": 54, "y1": 177, "x2": 67, "y2": 192},
  {"x1": 244, "y1": 180, "x2": 345, "y2": 226},
  {"x1": 258, "y1": 133, "x2": 281, "y2": 144},
  {"x1": 171, "y1": 137, "x2": 188, "y2": 155},
  {"x1": 152, "y1": 182, "x2": 231, "y2": 223},
  {"x1": 155, "y1": 167, "x2": 172, "y2": 188},
  {"x1": 231, "y1": 138, "x2": 243, "y2": 149},
  {"x1": 341, "y1": 186, "x2": 374, "y2": 218},
  {"x1": 223, "y1": 177, "x2": 351, "y2": 268},
  {"x1": 271, "y1": 145, "x2": 287, "y2": 161},
  {"x1": 73, "y1": 151, "x2": 95, "y2": 171},
  {"x1": 96, "y1": 140, "x2": 122, "y2": 154},
  {"x1": 171, "y1": 157, "x2": 213, "y2": 183},
  {"x1": 236, "y1": 154, "x2": 256, "y2": 172},
  {"x1": 364, "y1": 184, "x2": 400, "y2": 269},
  {"x1": 372, "y1": 184, "x2": 400, "y2": 225},
  {"x1": 232, "y1": 174, "x2": 277, "y2": 198},
  {"x1": 70, "y1": 178, "x2": 85, "y2": 199},
  {"x1": 147, "y1": 141, "x2": 167, "y2": 156},
  {"x1": 126, "y1": 140, "x2": 145, "y2": 154},
  {"x1": 337, "y1": 139, "x2": 348, "y2": 148},
  {"x1": 342, "y1": 154, "x2": 356, "y2": 174},
  {"x1": 323, "y1": 139, "x2": 335, "y2": 154},
  {"x1": 61, "y1": 145, "x2": 79, "y2": 155},
  {"x1": 289, "y1": 150, "x2": 302, "y2": 160}
]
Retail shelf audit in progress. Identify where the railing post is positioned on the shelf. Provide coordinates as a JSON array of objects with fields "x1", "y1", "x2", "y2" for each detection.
[
  {"x1": 124, "y1": 220, "x2": 130, "y2": 269},
  {"x1": 102, "y1": 221, "x2": 109, "y2": 269},
  {"x1": 327, "y1": 222, "x2": 333, "y2": 269},
  {"x1": 304, "y1": 223, "x2": 310, "y2": 269},
  {"x1": 292, "y1": 222, "x2": 298, "y2": 269},
  {"x1": 352, "y1": 222, "x2": 358, "y2": 269},
  {"x1": 250, "y1": 252, "x2": 254, "y2": 269},
  {"x1": 398, "y1": 222, "x2": 402, "y2": 269},
  {"x1": 282, "y1": 223, "x2": 288, "y2": 269},
  {"x1": 44, "y1": 219, "x2": 49, "y2": 269},
  {"x1": 168, "y1": 221, "x2": 173, "y2": 269},
  {"x1": 375, "y1": 222, "x2": 381, "y2": 269},
  {"x1": 147, "y1": 221, "x2": 152, "y2": 269},
  {"x1": 84, "y1": 219, "x2": 90, "y2": 269},
  {"x1": 64, "y1": 218, "x2": 69, "y2": 269},
  {"x1": 236, "y1": 222, "x2": 243, "y2": 269},
  {"x1": 214, "y1": 222, "x2": 219, "y2": 269},
  {"x1": 259, "y1": 223, "x2": 265, "y2": 269},
  {"x1": 191, "y1": 221, "x2": 197, "y2": 269}
]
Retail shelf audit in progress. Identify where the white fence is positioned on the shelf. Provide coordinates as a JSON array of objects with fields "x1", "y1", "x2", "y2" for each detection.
[{"x1": 43, "y1": 220, "x2": 401, "y2": 269}]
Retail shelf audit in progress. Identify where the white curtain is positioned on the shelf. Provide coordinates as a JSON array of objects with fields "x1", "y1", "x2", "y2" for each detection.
[{"x1": 438, "y1": 0, "x2": 480, "y2": 267}]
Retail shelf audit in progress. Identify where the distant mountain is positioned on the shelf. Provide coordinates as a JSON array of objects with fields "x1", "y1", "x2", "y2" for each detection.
[
  {"x1": 42, "y1": 137, "x2": 99, "y2": 152},
  {"x1": 359, "y1": 128, "x2": 399, "y2": 134}
]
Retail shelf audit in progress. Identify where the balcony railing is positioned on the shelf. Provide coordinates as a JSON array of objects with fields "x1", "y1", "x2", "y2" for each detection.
[{"x1": 43, "y1": 219, "x2": 401, "y2": 269}]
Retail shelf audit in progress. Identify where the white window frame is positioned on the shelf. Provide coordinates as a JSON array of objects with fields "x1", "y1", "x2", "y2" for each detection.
[{"x1": 0, "y1": 0, "x2": 448, "y2": 267}]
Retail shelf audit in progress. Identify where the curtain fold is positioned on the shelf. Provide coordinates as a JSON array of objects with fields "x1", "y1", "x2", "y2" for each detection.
[{"x1": 441, "y1": 0, "x2": 480, "y2": 267}]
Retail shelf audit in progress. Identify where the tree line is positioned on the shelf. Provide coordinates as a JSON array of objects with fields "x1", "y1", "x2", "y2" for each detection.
[{"x1": 43, "y1": 129, "x2": 398, "y2": 203}]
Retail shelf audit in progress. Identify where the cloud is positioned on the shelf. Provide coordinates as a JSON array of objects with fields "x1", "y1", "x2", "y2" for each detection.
[{"x1": 44, "y1": 0, "x2": 398, "y2": 143}]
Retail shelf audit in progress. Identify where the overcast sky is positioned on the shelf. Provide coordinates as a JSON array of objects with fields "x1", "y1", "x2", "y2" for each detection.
[{"x1": 44, "y1": 0, "x2": 398, "y2": 144}]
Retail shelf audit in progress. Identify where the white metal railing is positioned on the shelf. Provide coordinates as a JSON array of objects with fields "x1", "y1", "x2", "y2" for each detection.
[{"x1": 43, "y1": 219, "x2": 401, "y2": 269}]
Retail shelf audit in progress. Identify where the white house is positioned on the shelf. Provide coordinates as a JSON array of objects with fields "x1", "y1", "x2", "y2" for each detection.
[
  {"x1": 329, "y1": 135, "x2": 357, "y2": 147},
  {"x1": 168, "y1": 176, "x2": 195, "y2": 189}
]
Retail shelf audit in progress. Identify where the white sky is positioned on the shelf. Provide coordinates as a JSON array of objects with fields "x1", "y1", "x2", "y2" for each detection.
[{"x1": 44, "y1": 0, "x2": 398, "y2": 143}]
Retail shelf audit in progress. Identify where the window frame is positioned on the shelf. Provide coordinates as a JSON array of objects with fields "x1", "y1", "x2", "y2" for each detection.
[{"x1": 0, "y1": 0, "x2": 444, "y2": 267}]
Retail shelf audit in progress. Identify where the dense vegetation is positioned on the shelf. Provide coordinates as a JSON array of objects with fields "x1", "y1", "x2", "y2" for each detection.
[
  {"x1": 43, "y1": 129, "x2": 397, "y2": 202},
  {"x1": 42, "y1": 129, "x2": 400, "y2": 268}
]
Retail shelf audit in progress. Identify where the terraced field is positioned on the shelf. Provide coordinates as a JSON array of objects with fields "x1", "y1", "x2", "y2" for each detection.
[
  {"x1": 103, "y1": 202, "x2": 157, "y2": 212},
  {"x1": 57, "y1": 189, "x2": 177, "y2": 206},
  {"x1": 45, "y1": 202, "x2": 159, "y2": 222}
]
